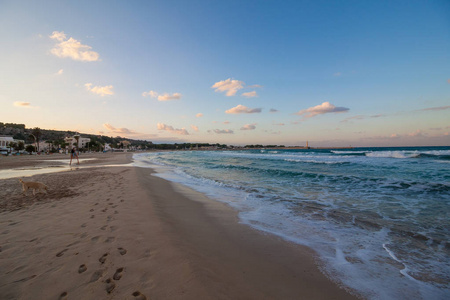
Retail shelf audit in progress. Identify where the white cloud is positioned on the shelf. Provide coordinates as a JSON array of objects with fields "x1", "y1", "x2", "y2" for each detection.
[
  {"x1": 50, "y1": 31, "x2": 66, "y2": 41},
  {"x1": 191, "y1": 125, "x2": 199, "y2": 132},
  {"x1": 211, "y1": 78, "x2": 244, "y2": 96},
  {"x1": 225, "y1": 104, "x2": 262, "y2": 114},
  {"x1": 242, "y1": 91, "x2": 258, "y2": 98},
  {"x1": 214, "y1": 129, "x2": 234, "y2": 134},
  {"x1": 333, "y1": 72, "x2": 342, "y2": 77},
  {"x1": 274, "y1": 123, "x2": 285, "y2": 126},
  {"x1": 56, "y1": 69, "x2": 63, "y2": 75},
  {"x1": 248, "y1": 84, "x2": 263, "y2": 88},
  {"x1": 50, "y1": 31, "x2": 99, "y2": 62},
  {"x1": 13, "y1": 101, "x2": 32, "y2": 108},
  {"x1": 296, "y1": 102, "x2": 349, "y2": 118},
  {"x1": 157, "y1": 123, "x2": 189, "y2": 135},
  {"x1": 103, "y1": 123, "x2": 137, "y2": 135},
  {"x1": 241, "y1": 123, "x2": 256, "y2": 130},
  {"x1": 85, "y1": 83, "x2": 114, "y2": 96},
  {"x1": 196, "y1": 113, "x2": 203, "y2": 118},
  {"x1": 223, "y1": 121, "x2": 231, "y2": 124},
  {"x1": 143, "y1": 90, "x2": 181, "y2": 101},
  {"x1": 158, "y1": 93, "x2": 182, "y2": 101},
  {"x1": 142, "y1": 90, "x2": 158, "y2": 98}
]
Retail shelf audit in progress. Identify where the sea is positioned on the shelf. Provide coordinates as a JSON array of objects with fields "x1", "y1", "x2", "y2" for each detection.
[{"x1": 133, "y1": 146, "x2": 450, "y2": 300}]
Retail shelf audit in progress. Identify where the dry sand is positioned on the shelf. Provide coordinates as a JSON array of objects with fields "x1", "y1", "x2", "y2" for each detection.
[{"x1": 0, "y1": 152, "x2": 360, "y2": 299}]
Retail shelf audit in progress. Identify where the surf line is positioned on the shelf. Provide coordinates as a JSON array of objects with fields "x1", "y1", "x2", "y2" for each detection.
[{"x1": 382, "y1": 243, "x2": 418, "y2": 282}]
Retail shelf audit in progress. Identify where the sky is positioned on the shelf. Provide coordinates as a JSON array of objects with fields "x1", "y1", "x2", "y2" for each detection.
[{"x1": 1, "y1": 0, "x2": 449, "y2": 147}]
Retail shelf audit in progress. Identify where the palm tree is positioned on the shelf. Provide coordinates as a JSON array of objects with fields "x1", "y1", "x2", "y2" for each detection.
[{"x1": 31, "y1": 127, "x2": 42, "y2": 152}]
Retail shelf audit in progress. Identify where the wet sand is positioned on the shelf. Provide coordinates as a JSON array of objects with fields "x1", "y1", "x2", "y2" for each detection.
[{"x1": 0, "y1": 152, "x2": 360, "y2": 299}]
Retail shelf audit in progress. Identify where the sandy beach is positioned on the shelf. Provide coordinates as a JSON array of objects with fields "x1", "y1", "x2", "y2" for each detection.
[{"x1": 0, "y1": 152, "x2": 359, "y2": 299}]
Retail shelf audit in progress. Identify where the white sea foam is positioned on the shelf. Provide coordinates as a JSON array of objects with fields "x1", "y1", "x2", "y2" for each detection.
[
  {"x1": 365, "y1": 151, "x2": 420, "y2": 159},
  {"x1": 331, "y1": 150, "x2": 369, "y2": 154}
]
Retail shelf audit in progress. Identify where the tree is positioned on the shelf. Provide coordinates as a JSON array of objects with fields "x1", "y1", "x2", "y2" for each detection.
[
  {"x1": 31, "y1": 127, "x2": 42, "y2": 152},
  {"x1": 15, "y1": 141, "x2": 25, "y2": 151},
  {"x1": 25, "y1": 145, "x2": 35, "y2": 153},
  {"x1": 74, "y1": 135, "x2": 80, "y2": 149},
  {"x1": 7, "y1": 142, "x2": 17, "y2": 153}
]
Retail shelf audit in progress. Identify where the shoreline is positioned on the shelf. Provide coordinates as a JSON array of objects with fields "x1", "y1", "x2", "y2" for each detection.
[{"x1": 0, "y1": 153, "x2": 359, "y2": 299}]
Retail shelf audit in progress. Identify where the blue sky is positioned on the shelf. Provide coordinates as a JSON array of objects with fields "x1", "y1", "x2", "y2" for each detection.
[{"x1": 1, "y1": 0, "x2": 449, "y2": 146}]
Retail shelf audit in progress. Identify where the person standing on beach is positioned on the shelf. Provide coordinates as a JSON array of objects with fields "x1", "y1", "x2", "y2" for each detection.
[{"x1": 70, "y1": 147, "x2": 79, "y2": 165}]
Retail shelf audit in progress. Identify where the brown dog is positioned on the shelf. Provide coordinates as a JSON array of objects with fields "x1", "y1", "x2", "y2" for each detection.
[{"x1": 19, "y1": 179, "x2": 48, "y2": 196}]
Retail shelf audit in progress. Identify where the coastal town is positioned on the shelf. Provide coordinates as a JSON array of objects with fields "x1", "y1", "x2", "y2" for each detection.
[{"x1": 1, "y1": 123, "x2": 354, "y2": 156}]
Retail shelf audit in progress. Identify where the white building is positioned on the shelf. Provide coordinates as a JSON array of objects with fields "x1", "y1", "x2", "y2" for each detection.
[
  {"x1": 65, "y1": 136, "x2": 91, "y2": 149},
  {"x1": 0, "y1": 136, "x2": 15, "y2": 151}
]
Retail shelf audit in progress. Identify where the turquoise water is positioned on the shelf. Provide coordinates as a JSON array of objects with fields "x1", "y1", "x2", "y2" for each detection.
[{"x1": 134, "y1": 147, "x2": 450, "y2": 299}]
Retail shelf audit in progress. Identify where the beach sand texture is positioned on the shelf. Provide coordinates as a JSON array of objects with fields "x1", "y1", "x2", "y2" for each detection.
[{"x1": 0, "y1": 153, "x2": 359, "y2": 299}]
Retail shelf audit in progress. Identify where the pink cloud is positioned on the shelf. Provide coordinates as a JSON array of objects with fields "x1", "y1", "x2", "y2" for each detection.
[
  {"x1": 225, "y1": 104, "x2": 262, "y2": 114},
  {"x1": 157, "y1": 123, "x2": 189, "y2": 135},
  {"x1": 214, "y1": 129, "x2": 234, "y2": 134},
  {"x1": 296, "y1": 102, "x2": 349, "y2": 118},
  {"x1": 240, "y1": 124, "x2": 256, "y2": 130},
  {"x1": 211, "y1": 78, "x2": 244, "y2": 96}
]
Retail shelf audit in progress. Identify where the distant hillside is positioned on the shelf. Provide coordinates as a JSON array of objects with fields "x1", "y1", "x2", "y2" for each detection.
[
  {"x1": 0, "y1": 122, "x2": 153, "y2": 150},
  {"x1": 1, "y1": 123, "x2": 293, "y2": 151}
]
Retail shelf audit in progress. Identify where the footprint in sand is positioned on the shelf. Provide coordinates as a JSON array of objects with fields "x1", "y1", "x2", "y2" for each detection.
[
  {"x1": 101, "y1": 208, "x2": 108, "y2": 212},
  {"x1": 113, "y1": 267, "x2": 124, "y2": 280},
  {"x1": 78, "y1": 264, "x2": 87, "y2": 274},
  {"x1": 90, "y1": 208, "x2": 94, "y2": 212},
  {"x1": 132, "y1": 291, "x2": 147, "y2": 300},
  {"x1": 94, "y1": 202, "x2": 99, "y2": 206},
  {"x1": 91, "y1": 236, "x2": 100, "y2": 242},
  {"x1": 81, "y1": 223, "x2": 87, "y2": 228},
  {"x1": 59, "y1": 291, "x2": 68, "y2": 300},
  {"x1": 89, "y1": 269, "x2": 105, "y2": 283},
  {"x1": 90, "y1": 215, "x2": 95, "y2": 219},
  {"x1": 100, "y1": 225, "x2": 107, "y2": 230},
  {"x1": 118, "y1": 247, "x2": 127, "y2": 255},
  {"x1": 107, "y1": 216, "x2": 113, "y2": 222},
  {"x1": 99, "y1": 253, "x2": 108, "y2": 264},
  {"x1": 12, "y1": 275, "x2": 36, "y2": 283},
  {"x1": 105, "y1": 278, "x2": 116, "y2": 294},
  {"x1": 56, "y1": 249, "x2": 68, "y2": 257},
  {"x1": 105, "y1": 236, "x2": 115, "y2": 243}
]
